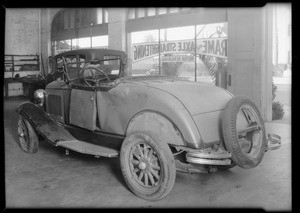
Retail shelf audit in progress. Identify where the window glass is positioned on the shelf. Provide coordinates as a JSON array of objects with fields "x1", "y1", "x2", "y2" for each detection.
[
  {"x1": 54, "y1": 40, "x2": 71, "y2": 55},
  {"x1": 128, "y1": 8, "x2": 135, "y2": 19},
  {"x1": 158, "y1": 26, "x2": 196, "y2": 80},
  {"x1": 137, "y1": 8, "x2": 145, "y2": 18},
  {"x1": 131, "y1": 30, "x2": 159, "y2": 76},
  {"x1": 56, "y1": 57, "x2": 64, "y2": 70},
  {"x1": 147, "y1": 8, "x2": 156, "y2": 16},
  {"x1": 165, "y1": 26, "x2": 195, "y2": 41},
  {"x1": 195, "y1": 22, "x2": 228, "y2": 85},
  {"x1": 65, "y1": 55, "x2": 79, "y2": 79},
  {"x1": 79, "y1": 54, "x2": 86, "y2": 69},
  {"x1": 65, "y1": 55, "x2": 77, "y2": 67},
  {"x1": 104, "y1": 9, "x2": 108, "y2": 23},
  {"x1": 92, "y1": 35, "x2": 108, "y2": 48},
  {"x1": 181, "y1": 8, "x2": 191, "y2": 11},
  {"x1": 78, "y1": 37, "x2": 91, "y2": 49},
  {"x1": 97, "y1": 8, "x2": 103, "y2": 24},
  {"x1": 103, "y1": 56, "x2": 120, "y2": 75},
  {"x1": 169, "y1": 8, "x2": 179, "y2": 13},
  {"x1": 158, "y1": 8, "x2": 167, "y2": 15}
]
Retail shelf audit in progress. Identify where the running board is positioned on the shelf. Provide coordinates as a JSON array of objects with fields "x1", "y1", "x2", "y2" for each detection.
[{"x1": 56, "y1": 140, "x2": 119, "y2": 157}]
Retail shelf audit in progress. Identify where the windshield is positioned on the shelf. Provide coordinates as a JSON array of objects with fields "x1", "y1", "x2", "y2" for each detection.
[{"x1": 56, "y1": 54, "x2": 122, "y2": 81}]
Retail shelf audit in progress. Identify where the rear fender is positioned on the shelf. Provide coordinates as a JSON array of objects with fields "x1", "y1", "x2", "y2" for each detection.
[
  {"x1": 16, "y1": 102, "x2": 76, "y2": 145},
  {"x1": 126, "y1": 111, "x2": 186, "y2": 147}
]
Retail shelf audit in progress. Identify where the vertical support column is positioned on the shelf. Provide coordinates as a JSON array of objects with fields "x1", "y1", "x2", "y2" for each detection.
[
  {"x1": 261, "y1": 4, "x2": 274, "y2": 121},
  {"x1": 227, "y1": 6, "x2": 273, "y2": 121},
  {"x1": 40, "y1": 9, "x2": 52, "y2": 76},
  {"x1": 108, "y1": 8, "x2": 126, "y2": 51},
  {"x1": 126, "y1": 32, "x2": 132, "y2": 76},
  {"x1": 107, "y1": 8, "x2": 128, "y2": 75}
]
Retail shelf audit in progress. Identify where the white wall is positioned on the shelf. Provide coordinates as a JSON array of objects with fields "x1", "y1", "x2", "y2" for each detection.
[{"x1": 5, "y1": 9, "x2": 40, "y2": 55}]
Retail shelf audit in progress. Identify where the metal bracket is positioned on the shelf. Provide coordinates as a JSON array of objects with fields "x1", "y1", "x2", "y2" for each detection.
[{"x1": 266, "y1": 133, "x2": 281, "y2": 151}]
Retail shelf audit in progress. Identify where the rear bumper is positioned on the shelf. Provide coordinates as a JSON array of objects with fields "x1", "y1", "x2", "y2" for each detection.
[{"x1": 182, "y1": 146, "x2": 232, "y2": 166}]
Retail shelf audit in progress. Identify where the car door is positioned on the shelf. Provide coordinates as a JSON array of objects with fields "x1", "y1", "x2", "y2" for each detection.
[
  {"x1": 69, "y1": 88, "x2": 97, "y2": 131},
  {"x1": 68, "y1": 54, "x2": 97, "y2": 131}
]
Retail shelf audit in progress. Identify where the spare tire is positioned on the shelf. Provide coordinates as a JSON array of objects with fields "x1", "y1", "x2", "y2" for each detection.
[{"x1": 222, "y1": 96, "x2": 267, "y2": 169}]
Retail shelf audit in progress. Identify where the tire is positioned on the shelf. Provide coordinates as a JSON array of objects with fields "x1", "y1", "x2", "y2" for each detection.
[
  {"x1": 120, "y1": 131, "x2": 176, "y2": 201},
  {"x1": 222, "y1": 96, "x2": 267, "y2": 169},
  {"x1": 17, "y1": 115, "x2": 39, "y2": 153}
]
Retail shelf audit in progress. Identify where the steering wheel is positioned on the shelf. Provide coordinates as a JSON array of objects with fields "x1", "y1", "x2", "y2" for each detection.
[{"x1": 79, "y1": 65, "x2": 111, "y2": 87}]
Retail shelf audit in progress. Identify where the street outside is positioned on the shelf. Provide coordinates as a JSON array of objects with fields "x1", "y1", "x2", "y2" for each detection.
[{"x1": 273, "y1": 73, "x2": 291, "y2": 124}]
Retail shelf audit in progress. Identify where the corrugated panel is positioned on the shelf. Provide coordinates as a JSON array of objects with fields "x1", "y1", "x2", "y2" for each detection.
[{"x1": 48, "y1": 94, "x2": 62, "y2": 116}]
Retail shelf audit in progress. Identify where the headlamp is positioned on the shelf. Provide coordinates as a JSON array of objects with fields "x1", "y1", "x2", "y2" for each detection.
[{"x1": 33, "y1": 89, "x2": 45, "y2": 106}]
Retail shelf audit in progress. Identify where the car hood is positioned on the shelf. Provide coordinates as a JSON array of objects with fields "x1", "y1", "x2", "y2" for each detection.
[{"x1": 124, "y1": 77, "x2": 233, "y2": 115}]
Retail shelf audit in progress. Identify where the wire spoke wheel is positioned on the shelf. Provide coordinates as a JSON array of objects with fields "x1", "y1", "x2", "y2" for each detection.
[
  {"x1": 17, "y1": 115, "x2": 38, "y2": 153},
  {"x1": 120, "y1": 131, "x2": 176, "y2": 201},
  {"x1": 18, "y1": 116, "x2": 30, "y2": 151},
  {"x1": 129, "y1": 143, "x2": 161, "y2": 188}
]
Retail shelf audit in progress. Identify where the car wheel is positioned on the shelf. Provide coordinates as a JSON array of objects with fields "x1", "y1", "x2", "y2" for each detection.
[
  {"x1": 17, "y1": 115, "x2": 38, "y2": 153},
  {"x1": 222, "y1": 96, "x2": 267, "y2": 169},
  {"x1": 120, "y1": 131, "x2": 176, "y2": 201}
]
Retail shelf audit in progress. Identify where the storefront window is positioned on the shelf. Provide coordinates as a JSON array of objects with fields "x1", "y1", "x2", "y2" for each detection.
[
  {"x1": 131, "y1": 30, "x2": 159, "y2": 76},
  {"x1": 92, "y1": 35, "x2": 108, "y2": 48},
  {"x1": 130, "y1": 23, "x2": 227, "y2": 86},
  {"x1": 159, "y1": 26, "x2": 196, "y2": 80},
  {"x1": 78, "y1": 37, "x2": 91, "y2": 49},
  {"x1": 53, "y1": 39, "x2": 72, "y2": 55},
  {"x1": 72, "y1": 39, "x2": 79, "y2": 50},
  {"x1": 196, "y1": 22, "x2": 228, "y2": 86}
]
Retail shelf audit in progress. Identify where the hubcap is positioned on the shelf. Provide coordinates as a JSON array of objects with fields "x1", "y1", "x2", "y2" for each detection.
[
  {"x1": 138, "y1": 162, "x2": 147, "y2": 170},
  {"x1": 129, "y1": 142, "x2": 161, "y2": 188},
  {"x1": 237, "y1": 106, "x2": 263, "y2": 157}
]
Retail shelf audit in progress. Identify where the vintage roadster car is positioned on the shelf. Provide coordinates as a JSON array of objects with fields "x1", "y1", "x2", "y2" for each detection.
[{"x1": 16, "y1": 48, "x2": 281, "y2": 201}]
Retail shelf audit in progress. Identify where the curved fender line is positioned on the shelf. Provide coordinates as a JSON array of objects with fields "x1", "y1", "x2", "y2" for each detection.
[
  {"x1": 125, "y1": 110, "x2": 189, "y2": 147},
  {"x1": 16, "y1": 102, "x2": 76, "y2": 145}
]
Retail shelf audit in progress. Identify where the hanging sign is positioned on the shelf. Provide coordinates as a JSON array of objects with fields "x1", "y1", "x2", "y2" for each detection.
[{"x1": 132, "y1": 37, "x2": 227, "y2": 62}]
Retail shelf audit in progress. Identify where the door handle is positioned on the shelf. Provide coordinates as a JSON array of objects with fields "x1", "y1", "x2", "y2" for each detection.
[
  {"x1": 227, "y1": 74, "x2": 232, "y2": 86},
  {"x1": 90, "y1": 96, "x2": 94, "y2": 102}
]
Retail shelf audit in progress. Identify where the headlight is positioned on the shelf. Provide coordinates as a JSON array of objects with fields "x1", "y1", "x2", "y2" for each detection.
[{"x1": 33, "y1": 89, "x2": 45, "y2": 106}]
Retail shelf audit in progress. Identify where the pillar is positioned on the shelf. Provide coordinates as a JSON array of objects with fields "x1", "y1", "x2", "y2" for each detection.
[{"x1": 227, "y1": 6, "x2": 273, "y2": 121}]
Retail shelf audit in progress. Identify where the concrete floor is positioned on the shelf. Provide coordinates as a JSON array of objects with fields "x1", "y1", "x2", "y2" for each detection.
[{"x1": 4, "y1": 98, "x2": 291, "y2": 210}]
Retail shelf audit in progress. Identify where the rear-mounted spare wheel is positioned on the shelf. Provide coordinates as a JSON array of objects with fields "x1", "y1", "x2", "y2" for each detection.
[{"x1": 222, "y1": 96, "x2": 267, "y2": 169}]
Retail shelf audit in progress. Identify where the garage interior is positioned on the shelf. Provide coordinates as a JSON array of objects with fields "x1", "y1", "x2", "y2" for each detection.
[{"x1": 4, "y1": 5, "x2": 291, "y2": 209}]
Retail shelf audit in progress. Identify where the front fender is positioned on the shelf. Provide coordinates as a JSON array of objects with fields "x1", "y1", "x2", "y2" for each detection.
[{"x1": 16, "y1": 102, "x2": 75, "y2": 144}]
